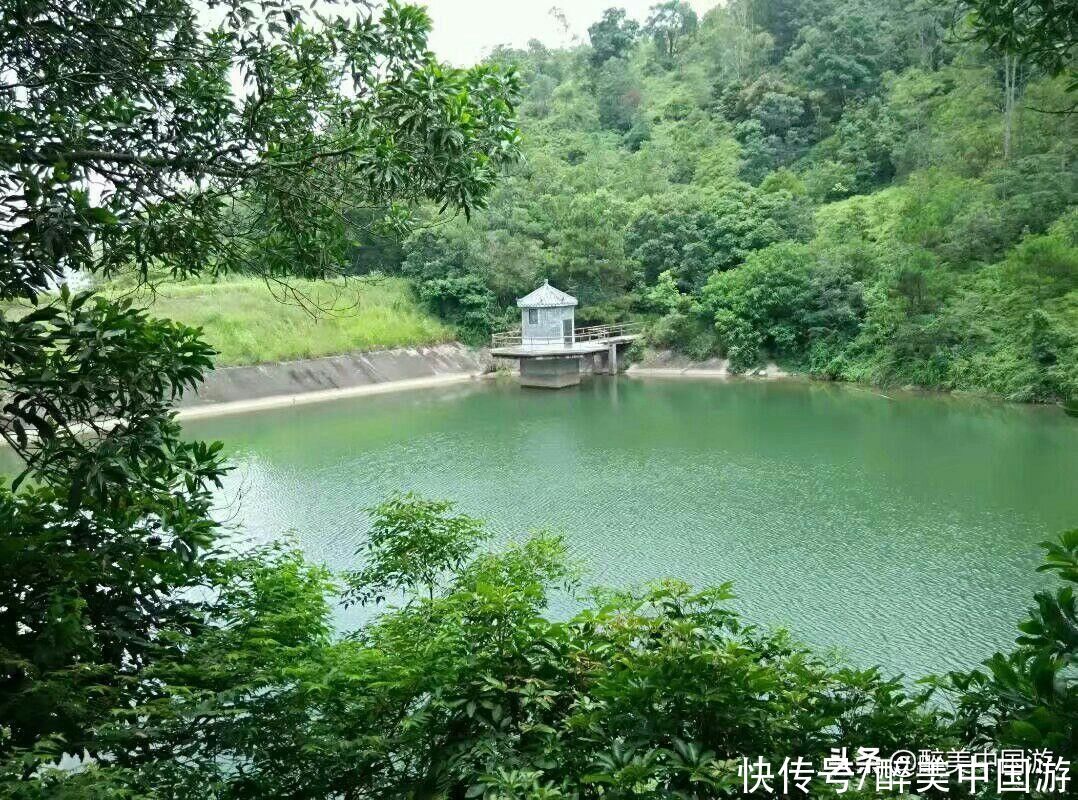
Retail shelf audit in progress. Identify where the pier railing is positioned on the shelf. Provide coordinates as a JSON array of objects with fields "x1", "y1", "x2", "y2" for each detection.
[{"x1": 491, "y1": 321, "x2": 643, "y2": 349}]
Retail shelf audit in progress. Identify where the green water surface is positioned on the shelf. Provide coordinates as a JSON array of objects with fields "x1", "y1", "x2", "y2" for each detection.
[
  {"x1": 184, "y1": 376, "x2": 1078, "y2": 678},
  {"x1": 9, "y1": 377, "x2": 1077, "y2": 678}
]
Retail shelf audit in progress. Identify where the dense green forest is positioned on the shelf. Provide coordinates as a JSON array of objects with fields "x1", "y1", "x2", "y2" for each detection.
[
  {"x1": 1, "y1": 0, "x2": 1075, "y2": 796},
  {"x1": 381, "y1": 0, "x2": 1077, "y2": 403}
]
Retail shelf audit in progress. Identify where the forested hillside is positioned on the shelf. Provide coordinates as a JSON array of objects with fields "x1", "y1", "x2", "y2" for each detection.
[
  {"x1": 3, "y1": 0, "x2": 1076, "y2": 795},
  {"x1": 387, "y1": 0, "x2": 1076, "y2": 403}
]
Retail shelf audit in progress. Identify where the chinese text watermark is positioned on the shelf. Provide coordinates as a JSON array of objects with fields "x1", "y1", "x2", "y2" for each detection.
[{"x1": 739, "y1": 749, "x2": 1070, "y2": 794}]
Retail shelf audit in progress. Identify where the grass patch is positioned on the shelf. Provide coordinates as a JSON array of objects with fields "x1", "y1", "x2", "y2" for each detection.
[{"x1": 110, "y1": 276, "x2": 455, "y2": 366}]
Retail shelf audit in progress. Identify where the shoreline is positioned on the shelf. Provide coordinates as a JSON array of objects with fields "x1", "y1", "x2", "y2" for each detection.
[
  {"x1": 627, "y1": 362, "x2": 1066, "y2": 412},
  {"x1": 177, "y1": 342, "x2": 490, "y2": 418},
  {"x1": 626, "y1": 354, "x2": 790, "y2": 382},
  {"x1": 0, "y1": 371, "x2": 487, "y2": 448},
  {"x1": 625, "y1": 366, "x2": 792, "y2": 380},
  {"x1": 177, "y1": 372, "x2": 483, "y2": 420},
  {"x1": 3, "y1": 344, "x2": 1063, "y2": 440}
]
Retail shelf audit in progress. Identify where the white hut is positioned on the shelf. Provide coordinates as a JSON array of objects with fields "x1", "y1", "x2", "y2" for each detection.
[{"x1": 517, "y1": 280, "x2": 577, "y2": 349}]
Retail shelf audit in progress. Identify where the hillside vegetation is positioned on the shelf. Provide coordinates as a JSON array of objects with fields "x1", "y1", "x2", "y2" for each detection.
[
  {"x1": 3, "y1": 277, "x2": 453, "y2": 367},
  {"x1": 107, "y1": 277, "x2": 453, "y2": 366},
  {"x1": 378, "y1": 0, "x2": 1076, "y2": 403}
]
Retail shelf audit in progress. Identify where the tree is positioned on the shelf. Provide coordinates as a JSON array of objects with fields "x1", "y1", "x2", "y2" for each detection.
[
  {"x1": 346, "y1": 493, "x2": 490, "y2": 604},
  {"x1": 417, "y1": 274, "x2": 499, "y2": 340},
  {"x1": 541, "y1": 189, "x2": 637, "y2": 305},
  {"x1": 0, "y1": 0, "x2": 520, "y2": 298},
  {"x1": 718, "y1": 75, "x2": 817, "y2": 180},
  {"x1": 748, "y1": 0, "x2": 834, "y2": 58},
  {"x1": 587, "y1": 7, "x2": 640, "y2": 68},
  {"x1": 594, "y1": 57, "x2": 643, "y2": 132},
  {"x1": 963, "y1": 0, "x2": 1078, "y2": 91},
  {"x1": 626, "y1": 189, "x2": 813, "y2": 291},
  {"x1": 389, "y1": 0, "x2": 1075, "y2": 402},
  {"x1": 735, "y1": 91, "x2": 813, "y2": 180},
  {"x1": 627, "y1": 199, "x2": 728, "y2": 289},
  {"x1": 343, "y1": 209, "x2": 406, "y2": 275},
  {"x1": 827, "y1": 97, "x2": 902, "y2": 193},
  {"x1": 644, "y1": 269, "x2": 686, "y2": 314},
  {"x1": 1000, "y1": 49, "x2": 1026, "y2": 159},
  {"x1": 0, "y1": 0, "x2": 519, "y2": 764},
  {"x1": 10, "y1": 497, "x2": 1073, "y2": 796},
  {"x1": 696, "y1": 0, "x2": 774, "y2": 81},
  {"x1": 699, "y1": 242, "x2": 864, "y2": 371},
  {"x1": 752, "y1": 91, "x2": 809, "y2": 134},
  {"x1": 0, "y1": 289, "x2": 223, "y2": 759},
  {"x1": 898, "y1": 0, "x2": 953, "y2": 70},
  {"x1": 645, "y1": 1, "x2": 699, "y2": 61},
  {"x1": 26, "y1": 501, "x2": 961, "y2": 799},
  {"x1": 784, "y1": 1, "x2": 898, "y2": 114}
]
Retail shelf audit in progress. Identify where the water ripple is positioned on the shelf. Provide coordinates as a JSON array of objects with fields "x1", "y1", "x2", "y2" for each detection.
[{"x1": 180, "y1": 378, "x2": 1078, "y2": 679}]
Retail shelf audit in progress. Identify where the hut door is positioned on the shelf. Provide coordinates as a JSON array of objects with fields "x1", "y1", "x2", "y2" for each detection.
[{"x1": 562, "y1": 318, "x2": 573, "y2": 345}]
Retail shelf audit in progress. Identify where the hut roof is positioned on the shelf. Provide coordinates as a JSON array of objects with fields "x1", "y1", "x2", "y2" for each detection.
[{"x1": 517, "y1": 280, "x2": 577, "y2": 308}]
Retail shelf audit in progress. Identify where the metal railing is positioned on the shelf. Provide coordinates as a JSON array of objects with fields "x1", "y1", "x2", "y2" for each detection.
[{"x1": 491, "y1": 321, "x2": 643, "y2": 349}]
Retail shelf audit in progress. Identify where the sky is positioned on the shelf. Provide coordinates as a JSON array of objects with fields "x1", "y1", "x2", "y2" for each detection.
[{"x1": 423, "y1": 0, "x2": 722, "y2": 65}]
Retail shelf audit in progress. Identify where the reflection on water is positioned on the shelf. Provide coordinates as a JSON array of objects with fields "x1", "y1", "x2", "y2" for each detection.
[{"x1": 7, "y1": 376, "x2": 1076, "y2": 678}]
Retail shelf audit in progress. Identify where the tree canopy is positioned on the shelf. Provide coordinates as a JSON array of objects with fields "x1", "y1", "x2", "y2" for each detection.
[
  {"x1": 645, "y1": 1, "x2": 699, "y2": 61},
  {"x1": 0, "y1": 0, "x2": 519, "y2": 772},
  {"x1": 963, "y1": 0, "x2": 1077, "y2": 88},
  {"x1": 588, "y1": 7, "x2": 640, "y2": 67},
  {"x1": 0, "y1": 0, "x2": 519, "y2": 299}
]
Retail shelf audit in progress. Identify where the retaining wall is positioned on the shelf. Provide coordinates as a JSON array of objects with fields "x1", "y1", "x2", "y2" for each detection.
[{"x1": 180, "y1": 343, "x2": 490, "y2": 408}]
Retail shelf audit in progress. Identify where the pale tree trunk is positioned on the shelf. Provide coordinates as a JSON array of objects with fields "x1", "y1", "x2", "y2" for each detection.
[
  {"x1": 730, "y1": 2, "x2": 751, "y2": 81},
  {"x1": 1002, "y1": 51, "x2": 1019, "y2": 161}
]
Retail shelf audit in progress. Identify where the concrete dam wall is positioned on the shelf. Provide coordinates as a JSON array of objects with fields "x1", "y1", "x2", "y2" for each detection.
[{"x1": 179, "y1": 343, "x2": 491, "y2": 414}]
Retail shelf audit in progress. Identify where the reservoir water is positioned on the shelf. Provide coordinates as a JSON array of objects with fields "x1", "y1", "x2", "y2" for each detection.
[{"x1": 10, "y1": 377, "x2": 1077, "y2": 678}]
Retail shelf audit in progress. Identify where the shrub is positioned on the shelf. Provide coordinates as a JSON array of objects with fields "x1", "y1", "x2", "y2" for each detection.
[
  {"x1": 30, "y1": 501, "x2": 1074, "y2": 799},
  {"x1": 700, "y1": 242, "x2": 864, "y2": 371},
  {"x1": 417, "y1": 274, "x2": 498, "y2": 341}
]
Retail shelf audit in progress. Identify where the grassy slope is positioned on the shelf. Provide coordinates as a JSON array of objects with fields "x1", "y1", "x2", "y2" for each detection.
[{"x1": 112, "y1": 276, "x2": 454, "y2": 367}]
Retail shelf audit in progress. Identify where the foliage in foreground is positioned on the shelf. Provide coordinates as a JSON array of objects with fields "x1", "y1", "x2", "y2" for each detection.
[
  {"x1": 5, "y1": 496, "x2": 1075, "y2": 799},
  {"x1": 0, "y1": 0, "x2": 518, "y2": 780}
]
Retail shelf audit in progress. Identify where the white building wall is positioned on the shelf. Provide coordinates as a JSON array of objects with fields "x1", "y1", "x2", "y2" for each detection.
[{"x1": 521, "y1": 305, "x2": 574, "y2": 347}]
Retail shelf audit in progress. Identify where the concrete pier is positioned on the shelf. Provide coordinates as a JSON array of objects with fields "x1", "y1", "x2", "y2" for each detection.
[
  {"x1": 519, "y1": 356, "x2": 581, "y2": 388},
  {"x1": 491, "y1": 321, "x2": 642, "y2": 390}
]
